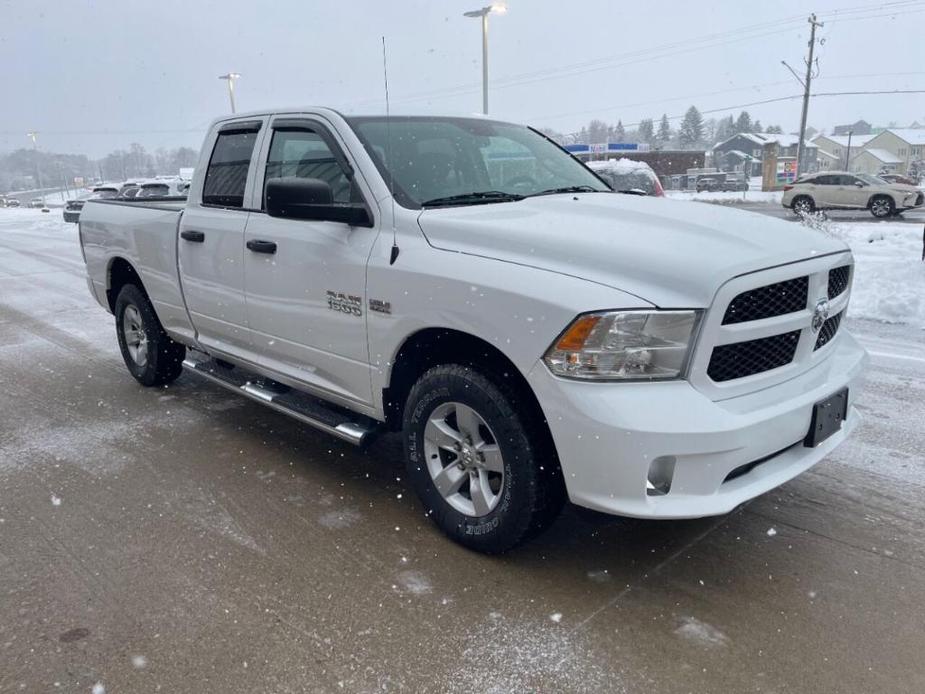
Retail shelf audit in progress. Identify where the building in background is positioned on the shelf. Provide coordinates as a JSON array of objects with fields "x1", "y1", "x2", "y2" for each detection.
[
  {"x1": 832, "y1": 120, "x2": 872, "y2": 136},
  {"x1": 712, "y1": 133, "x2": 817, "y2": 176},
  {"x1": 812, "y1": 133, "x2": 876, "y2": 169},
  {"x1": 564, "y1": 143, "x2": 704, "y2": 180},
  {"x1": 849, "y1": 149, "x2": 903, "y2": 175},
  {"x1": 861, "y1": 129, "x2": 925, "y2": 175}
]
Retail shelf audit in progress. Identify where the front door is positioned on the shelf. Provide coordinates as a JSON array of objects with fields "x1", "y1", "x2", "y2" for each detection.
[
  {"x1": 242, "y1": 117, "x2": 380, "y2": 409},
  {"x1": 178, "y1": 119, "x2": 264, "y2": 360}
]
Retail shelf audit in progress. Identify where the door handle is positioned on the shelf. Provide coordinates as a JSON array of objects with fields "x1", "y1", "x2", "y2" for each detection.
[
  {"x1": 247, "y1": 239, "x2": 278, "y2": 254},
  {"x1": 180, "y1": 229, "x2": 205, "y2": 243}
]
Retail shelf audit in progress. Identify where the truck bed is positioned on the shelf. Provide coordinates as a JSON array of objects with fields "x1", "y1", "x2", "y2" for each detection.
[{"x1": 79, "y1": 197, "x2": 195, "y2": 342}]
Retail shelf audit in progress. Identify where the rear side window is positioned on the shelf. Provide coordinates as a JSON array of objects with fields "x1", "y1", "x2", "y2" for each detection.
[{"x1": 202, "y1": 129, "x2": 259, "y2": 207}]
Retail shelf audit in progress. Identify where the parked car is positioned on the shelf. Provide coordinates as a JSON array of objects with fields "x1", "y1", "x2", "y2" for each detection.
[
  {"x1": 586, "y1": 158, "x2": 664, "y2": 196},
  {"x1": 5, "y1": 198, "x2": 21, "y2": 208},
  {"x1": 136, "y1": 180, "x2": 186, "y2": 198},
  {"x1": 79, "y1": 109, "x2": 866, "y2": 553},
  {"x1": 29, "y1": 197, "x2": 45, "y2": 208},
  {"x1": 696, "y1": 174, "x2": 748, "y2": 193},
  {"x1": 782, "y1": 171, "x2": 924, "y2": 218},
  {"x1": 878, "y1": 173, "x2": 919, "y2": 187},
  {"x1": 63, "y1": 185, "x2": 120, "y2": 222}
]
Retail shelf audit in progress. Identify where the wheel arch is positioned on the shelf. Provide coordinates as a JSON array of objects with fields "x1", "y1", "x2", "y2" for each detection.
[
  {"x1": 106, "y1": 256, "x2": 146, "y2": 312},
  {"x1": 383, "y1": 328, "x2": 553, "y2": 444}
]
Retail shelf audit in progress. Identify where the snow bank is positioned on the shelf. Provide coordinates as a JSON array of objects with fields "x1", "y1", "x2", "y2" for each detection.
[
  {"x1": 586, "y1": 157, "x2": 653, "y2": 174},
  {"x1": 827, "y1": 221, "x2": 925, "y2": 326},
  {"x1": 666, "y1": 189, "x2": 783, "y2": 205}
]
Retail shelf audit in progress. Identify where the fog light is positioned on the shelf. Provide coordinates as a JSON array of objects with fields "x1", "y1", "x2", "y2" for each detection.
[{"x1": 646, "y1": 456, "x2": 676, "y2": 496}]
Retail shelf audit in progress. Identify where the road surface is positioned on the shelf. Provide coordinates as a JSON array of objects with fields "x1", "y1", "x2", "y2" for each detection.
[{"x1": 1, "y1": 209, "x2": 923, "y2": 693}]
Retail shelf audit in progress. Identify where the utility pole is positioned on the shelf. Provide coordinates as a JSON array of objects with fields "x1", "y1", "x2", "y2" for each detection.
[
  {"x1": 795, "y1": 13, "x2": 823, "y2": 178},
  {"x1": 844, "y1": 130, "x2": 853, "y2": 170}
]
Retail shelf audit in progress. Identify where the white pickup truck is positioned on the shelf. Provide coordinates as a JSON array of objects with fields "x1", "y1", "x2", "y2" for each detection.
[{"x1": 79, "y1": 109, "x2": 867, "y2": 552}]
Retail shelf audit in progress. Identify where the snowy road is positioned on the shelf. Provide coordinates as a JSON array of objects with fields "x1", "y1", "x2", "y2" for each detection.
[{"x1": 1, "y1": 208, "x2": 924, "y2": 693}]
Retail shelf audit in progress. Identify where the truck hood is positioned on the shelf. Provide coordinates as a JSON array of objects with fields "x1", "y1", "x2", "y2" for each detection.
[{"x1": 417, "y1": 193, "x2": 848, "y2": 307}]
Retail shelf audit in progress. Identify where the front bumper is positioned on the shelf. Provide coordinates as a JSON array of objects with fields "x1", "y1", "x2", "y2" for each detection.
[{"x1": 527, "y1": 331, "x2": 868, "y2": 519}]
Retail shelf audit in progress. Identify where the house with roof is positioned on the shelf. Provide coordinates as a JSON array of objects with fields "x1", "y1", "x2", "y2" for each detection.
[
  {"x1": 811, "y1": 133, "x2": 876, "y2": 170},
  {"x1": 712, "y1": 132, "x2": 816, "y2": 176},
  {"x1": 861, "y1": 129, "x2": 925, "y2": 175},
  {"x1": 850, "y1": 149, "x2": 904, "y2": 175},
  {"x1": 832, "y1": 120, "x2": 872, "y2": 136}
]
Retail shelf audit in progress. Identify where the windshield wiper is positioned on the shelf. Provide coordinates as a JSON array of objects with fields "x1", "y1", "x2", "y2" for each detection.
[
  {"x1": 421, "y1": 191, "x2": 525, "y2": 207},
  {"x1": 615, "y1": 189, "x2": 648, "y2": 196},
  {"x1": 526, "y1": 185, "x2": 603, "y2": 197}
]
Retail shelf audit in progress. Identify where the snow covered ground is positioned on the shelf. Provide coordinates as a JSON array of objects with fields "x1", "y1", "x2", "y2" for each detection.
[
  {"x1": 666, "y1": 189, "x2": 784, "y2": 205},
  {"x1": 827, "y1": 219, "x2": 925, "y2": 326}
]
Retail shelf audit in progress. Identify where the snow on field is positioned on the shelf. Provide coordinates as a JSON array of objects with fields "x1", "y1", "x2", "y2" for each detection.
[
  {"x1": 827, "y1": 220, "x2": 925, "y2": 326},
  {"x1": 666, "y1": 189, "x2": 784, "y2": 205}
]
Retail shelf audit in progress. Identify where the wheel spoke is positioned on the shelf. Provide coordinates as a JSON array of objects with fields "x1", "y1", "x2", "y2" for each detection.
[
  {"x1": 477, "y1": 443, "x2": 504, "y2": 473},
  {"x1": 432, "y1": 463, "x2": 467, "y2": 497},
  {"x1": 469, "y1": 470, "x2": 493, "y2": 516},
  {"x1": 429, "y1": 418, "x2": 463, "y2": 451},
  {"x1": 453, "y1": 404, "x2": 481, "y2": 441}
]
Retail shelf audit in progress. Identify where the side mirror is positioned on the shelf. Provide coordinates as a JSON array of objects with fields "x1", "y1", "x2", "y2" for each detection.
[
  {"x1": 265, "y1": 177, "x2": 373, "y2": 227},
  {"x1": 854, "y1": 181, "x2": 865, "y2": 187}
]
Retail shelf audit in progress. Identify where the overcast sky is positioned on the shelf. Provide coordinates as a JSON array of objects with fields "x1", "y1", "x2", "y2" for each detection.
[{"x1": 2, "y1": 0, "x2": 924, "y2": 157}]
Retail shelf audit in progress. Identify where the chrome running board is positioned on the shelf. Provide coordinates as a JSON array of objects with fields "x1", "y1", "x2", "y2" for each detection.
[{"x1": 182, "y1": 357, "x2": 379, "y2": 446}]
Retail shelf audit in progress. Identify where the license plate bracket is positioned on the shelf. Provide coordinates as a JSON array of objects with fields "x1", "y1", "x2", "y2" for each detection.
[{"x1": 804, "y1": 388, "x2": 848, "y2": 447}]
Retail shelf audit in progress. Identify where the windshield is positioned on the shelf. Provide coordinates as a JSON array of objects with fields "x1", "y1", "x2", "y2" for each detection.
[
  {"x1": 347, "y1": 116, "x2": 609, "y2": 208},
  {"x1": 594, "y1": 169, "x2": 658, "y2": 195}
]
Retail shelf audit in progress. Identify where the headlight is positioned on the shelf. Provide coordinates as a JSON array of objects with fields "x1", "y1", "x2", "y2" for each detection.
[{"x1": 543, "y1": 310, "x2": 702, "y2": 381}]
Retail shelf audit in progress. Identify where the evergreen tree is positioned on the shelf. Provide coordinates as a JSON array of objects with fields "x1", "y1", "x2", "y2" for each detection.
[
  {"x1": 637, "y1": 118, "x2": 655, "y2": 143},
  {"x1": 765, "y1": 124, "x2": 784, "y2": 134},
  {"x1": 753, "y1": 119, "x2": 763, "y2": 133},
  {"x1": 614, "y1": 120, "x2": 626, "y2": 142},
  {"x1": 678, "y1": 106, "x2": 704, "y2": 147},
  {"x1": 713, "y1": 115, "x2": 735, "y2": 144},
  {"x1": 734, "y1": 111, "x2": 753, "y2": 134},
  {"x1": 657, "y1": 114, "x2": 671, "y2": 143}
]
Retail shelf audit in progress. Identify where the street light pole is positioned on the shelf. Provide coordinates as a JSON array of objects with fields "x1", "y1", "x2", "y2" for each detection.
[
  {"x1": 27, "y1": 131, "x2": 45, "y2": 207},
  {"x1": 218, "y1": 73, "x2": 241, "y2": 114},
  {"x1": 463, "y1": 4, "x2": 507, "y2": 115},
  {"x1": 845, "y1": 130, "x2": 853, "y2": 170}
]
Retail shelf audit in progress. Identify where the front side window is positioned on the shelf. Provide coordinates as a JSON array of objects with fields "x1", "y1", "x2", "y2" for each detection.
[
  {"x1": 202, "y1": 129, "x2": 259, "y2": 207},
  {"x1": 347, "y1": 116, "x2": 608, "y2": 208},
  {"x1": 264, "y1": 129, "x2": 353, "y2": 206}
]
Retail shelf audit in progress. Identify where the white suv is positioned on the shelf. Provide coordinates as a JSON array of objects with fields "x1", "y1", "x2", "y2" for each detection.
[{"x1": 782, "y1": 171, "x2": 924, "y2": 218}]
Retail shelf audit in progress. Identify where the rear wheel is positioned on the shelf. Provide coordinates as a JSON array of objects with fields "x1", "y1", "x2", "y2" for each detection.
[
  {"x1": 869, "y1": 195, "x2": 894, "y2": 218},
  {"x1": 791, "y1": 195, "x2": 815, "y2": 215},
  {"x1": 115, "y1": 284, "x2": 185, "y2": 386},
  {"x1": 403, "y1": 364, "x2": 564, "y2": 553}
]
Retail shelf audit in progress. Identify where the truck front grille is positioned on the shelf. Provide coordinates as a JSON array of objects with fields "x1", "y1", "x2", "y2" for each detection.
[
  {"x1": 827, "y1": 266, "x2": 850, "y2": 299},
  {"x1": 699, "y1": 259, "x2": 853, "y2": 387},
  {"x1": 814, "y1": 311, "x2": 843, "y2": 350},
  {"x1": 707, "y1": 330, "x2": 801, "y2": 382},
  {"x1": 722, "y1": 276, "x2": 808, "y2": 325}
]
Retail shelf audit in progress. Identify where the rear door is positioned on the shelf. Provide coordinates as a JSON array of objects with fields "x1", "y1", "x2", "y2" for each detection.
[
  {"x1": 242, "y1": 116, "x2": 380, "y2": 408},
  {"x1": 178, "y1": 118, "x2": 266, "y2": 359}
]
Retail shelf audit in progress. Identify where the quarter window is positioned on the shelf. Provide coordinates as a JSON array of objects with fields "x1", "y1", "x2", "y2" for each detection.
[
  {"x1": 202, "y1": 129, "x2": 260, "y2": 208},
  {"x1": 264, "y1": 129, "x2": 353, "y2": 206}
]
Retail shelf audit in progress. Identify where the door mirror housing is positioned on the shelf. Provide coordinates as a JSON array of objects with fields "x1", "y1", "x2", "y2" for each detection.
[
  {"x1": 854, "y1": 181, "x2": 865, "y2": 187},
  {"x1": 265, "y1": 177, "x2": 373, "y2": 227}
]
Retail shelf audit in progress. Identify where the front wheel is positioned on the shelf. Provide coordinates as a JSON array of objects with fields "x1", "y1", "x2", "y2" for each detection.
[
  {"x1": 403, "y1": 365, "x2": 564, "y2": 553},
  {"x1": 869, "y1": 195, "x2": 895, "y2": 218},
  {"x1": 791, "y1": 195, "x2": 815, "y2": 215},
  {"x1": 115, "y1": 284, "x2": 186, "y2": 386}
]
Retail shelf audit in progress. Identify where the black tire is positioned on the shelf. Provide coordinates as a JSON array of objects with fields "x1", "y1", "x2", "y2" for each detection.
[
  {"x1": 869, "y1": 195, "x2": 895, "y2": 219},
  {"x1": 791, "y1": 195, "x2": 815, "y2": 215},
  {"x1": 403, "y1": 364, "x2": 564, "y2": 553},
  {"x1": 114, "y1": 283, "x2": 185, "y2": 386}
]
